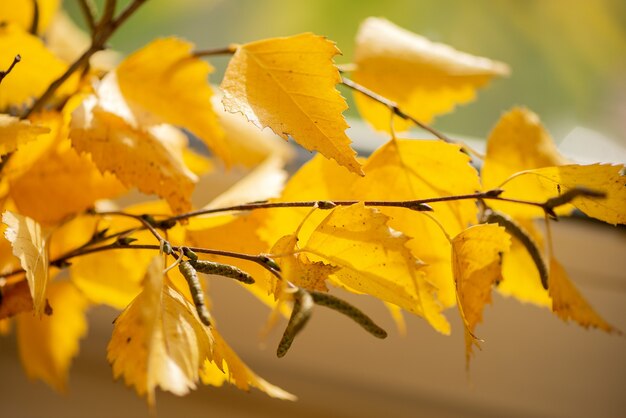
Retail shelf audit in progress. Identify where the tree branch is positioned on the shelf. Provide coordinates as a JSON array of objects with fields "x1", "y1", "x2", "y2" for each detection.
[
  {"x1": 78, "y1": 0, "x2": 98, "y2": 34},
  {"x1": 23, "y1": 0, "x2": 148, "y2": 117},
  {"x1": 0, "y1": 55, "x2": 21, "y2": 85}
]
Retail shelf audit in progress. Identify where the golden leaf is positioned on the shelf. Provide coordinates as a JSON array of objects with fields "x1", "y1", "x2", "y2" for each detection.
[
  {"x1": 548, "y1": 258, "x2": 616, "y2": 333},
  {"x1": 353, "y1": 17, "x2": 509, "y2": 131},
  {"x1": 0, "y1": 114, "x2": 49, "y2": 155},
  {"x1": 0, "y1": 0, "x2": 60, "y2": 33},
  {"x1": 117, "y1": 37, "x2": 227, "y2": 163},
  {"x1": 70, "y1": 74, "x2": 198, "y2": 214},
  {"x1": 499, "y1": 164, "x2": 626, "y2": 224},
  {"x1": 16, "y1": 280, "x2": 88, "y2": 392},
  {"x1": 302, "y1": 203, "x2": 450, "y2": 334},
  {"x1": 201, "y1": 327, "x2": 295, "y2": 400},
  {"x1": 2, "y1": 211, "x2": 48, "y2": 315},
  {"x1": 107, "y1": 257, "x2": 214, "y2": 405},
  {"x1": 221, "y1": 33, "x2": 362, "y2": 174},
  {"x1": 0, "y1": 24, "x2": 78, "y2": 109},
  {"x1": 451, "y1": 224, "x2": 510, "y2": 366}
]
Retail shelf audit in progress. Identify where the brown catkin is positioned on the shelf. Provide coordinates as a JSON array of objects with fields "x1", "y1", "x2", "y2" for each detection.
[
  {"x1": 310, "y1": 291, "x2": 387, "y2": 338},
  {"x1": 485, "y1": 210, "x2": 549, "y2": 289},
  {"x1": 178, "y1": 261, "x2": 211, "y2": 326},
  {"x1": 190, "y1": 260, "x2": 255, "y2": 284},
  {"x1": 277, "y1": 290, "x2": 314, "y2": 357}
]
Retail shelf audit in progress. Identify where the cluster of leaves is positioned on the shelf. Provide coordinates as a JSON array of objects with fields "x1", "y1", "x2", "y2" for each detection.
[{"x1": 0, "y1": 0, "x2": 624, "y2": 406}]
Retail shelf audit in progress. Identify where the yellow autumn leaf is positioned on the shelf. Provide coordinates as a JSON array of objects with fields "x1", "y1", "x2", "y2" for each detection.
[
  {"x1": 451, "y1": 224, "x2": 510, "y2": 366},
  {"x1": 482, "y1": 107, "x2": 572, "y2": 217},
  {"x1": 0, "y1": 114, "x2": 50, "y2": 155},
  {"x1": 352, "y1": 138, "x2": 481, "y2": 307},
  {"x1": 201, "y1": 327, "x2": 295, "y2": 400},
  {"x1": 107, "y1": 257, "x2": 214, "y2": 405},
  {"x1": 269, "y1": 234, "x2": 339, "y2": 293},
  {"x1": 352, "y1": 17, "x2": 509, "y2": 131},
  {"x1": 213, "y1": 94, "x2": 295, "y2": 167},
  {"x1": 117, "y1": 37, "x2": 227, "y2": 163},
  {"x1": 301, "y1": 203, "x2": 450, "y2": 334},
  {"x1": 0, "y1": 0, "x2": 60, "y2": 33},
  {"x1": 10, "y1": 110, "x2": 126, "y2": 224},
  {"x1": 2, "y1": 211, "x2": 48, "y2": 315},
  {"x1": 0, "y1": 24, "x2": 78, "y2": 109},
  {"x1": 0, "y1": 280, "x2": 33, "y2": 319},
  {"x1": 70, "y1": 74, "x2": 198, "y2": 214},
  {"x1": 548, "y1": 258, "x2": 616, "y2": 333},
  {"x1": 499, "y1": 164, "x2": 626, "y2": 224},
  {"x1": 496, "y1": 218, "x2": 551, "y2": 307},
  {"x1": 16, "y1": 280, "x2": 88, "y2": 392},
  {"x1": 221, "y1": 33, "x2": 362, "y2": 174}
]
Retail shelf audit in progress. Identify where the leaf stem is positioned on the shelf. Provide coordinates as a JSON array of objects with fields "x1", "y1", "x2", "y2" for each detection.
[
  {"x1": 0, "y1": 55, "x2": 21, "y2": 85},
  {"x1": 193, "y1": 45, "x2": 239, "y2": 57}
]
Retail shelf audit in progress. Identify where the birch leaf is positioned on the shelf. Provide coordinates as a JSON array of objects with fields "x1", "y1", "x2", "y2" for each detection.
[
  {"x1": 201, "y1": 327, "x2": 295, "y2": 400},
  {"x1": 548, "y1": 258, "x2": 616, "y2": 333},
  {"x1": 0, "y1": 24, "x2": 78, "y2": 109},
  {"x1": 452, "y1": 224, "x2": 510, "y2": 366},
  {"x1": 117, "y1": 37, "x2": 227, "y2": 163},
  {"x1": 0, "y1": 0, "x2": 60, "y2": 33},
  {"x1": 221, "y1": 33, "x2": 362, "y2": 174},
  {"x1": 302, "y1": 203, "x2": 450, "y2": 334},
  {"x1": 0, "y1": 114, "x2": 49, "y2": 156},
  {"x1": 107, "y1": 257, "x2": 214, "y2": 406},
  {"x1": 353, "y1": 17, "x2": 509, "y2": 131},
  {"x1": 2, "y1": 211, "x2": 48, "y2": 315},
  {"x1": 70, "y1": 74, "x2": 198, "y2": 214},
  {"x1": 499, "y1": 164, "x2": 626, "y2": 224},
  {"x1": 16, "y1": 281, "x2": 88, "y2": 392}
]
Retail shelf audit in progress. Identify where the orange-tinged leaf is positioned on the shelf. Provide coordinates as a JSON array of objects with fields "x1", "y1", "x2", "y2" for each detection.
[
  {"x1": 70, "y1": 75, "x2": 198, "y2": 214},
  {"x1": 201, "y1": 327, "x2": 295, "y2": 400},
  {"x1": 0, "y1": 280, "x2": 32, "y2": 319},
  {"x1": 107, "y1": 257, "x2": 214, "y2": 405},
  {"x1": 548, "y1": 258, "x2": 616, "y2": 333},
  {"x1": 221, "y1": 33, "x2": 362, "y2": 174},
  {"x1": 451, "y1": 224, "x2": 510, "y2": 366},
  {"x1": 0, "y1": 114, "x2": 49, "y2": 155},
  {"x1": 353, "y1": 17, "x2": 509, "y2": 131},
  {"x1": 0, "y1": 0, "x2": 60, "y2": 33},
  {"x1": 0, "y1": 24, "x2": 78, "y2": 109},
  {"x1": 302, "y1": 203, "x2": 450, "y2": 334},
  {"x1": 498, "y1": 164, "x2": 626, "y2": 224},
  {"x1": 117, "y1": 38, "x2": 227, "y2": 163},
  {"x1": 2, "y1": 211, "x2": 48, "y2": 315},
  {"x1": 269, "y1": 234, "x2": 339, "y2": 293},
  {"x1": 16, "y1": 280, "x2": 88, "y2": 392},
  {"x1": 10, "y1": 138, "x2": 126, "y2": 225}
]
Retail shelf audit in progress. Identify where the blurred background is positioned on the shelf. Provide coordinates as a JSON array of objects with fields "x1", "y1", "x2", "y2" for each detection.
[
  {"x1": 63, "y1": 0, "x2": 626, "y2": 148},
  {"x1": 1, "y1": 1, "x2": 625, "y2": 417}
]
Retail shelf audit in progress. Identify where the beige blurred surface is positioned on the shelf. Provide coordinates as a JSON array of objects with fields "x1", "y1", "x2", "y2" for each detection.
[{"x1": 1, "y1": 217, "x2": 625, "y2": 418}]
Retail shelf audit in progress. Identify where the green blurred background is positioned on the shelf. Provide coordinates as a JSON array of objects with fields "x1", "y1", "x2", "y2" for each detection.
[{"x1": 64, "y1": 0, "x2": 626, "y2": 147}]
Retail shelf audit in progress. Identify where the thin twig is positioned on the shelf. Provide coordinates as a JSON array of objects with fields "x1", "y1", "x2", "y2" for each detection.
[
  {"x1": 193, "y1": 45, "x2": 239, "y2": 57},
  {"x1": 0, "y1": 55, "x2": 21, "y2": 85},
  {"x1": 23, "y1": 0, "x2": 148, "y2": 117},
  {"x1": 98, "y1": 211, "x2": 166, "y2": 244},
  {"x1": 78, "y1": 0, "x2": 98, "y2": 33}
]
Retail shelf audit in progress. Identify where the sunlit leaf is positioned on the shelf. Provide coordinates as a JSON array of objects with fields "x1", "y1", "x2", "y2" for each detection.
[
  {"x1": 70, "y1": 74, "x2": 198, "y2": 214},
  {"x1": 221, "y1": 33, "x2": 362, "y2": 174},
  {"x1": 353, "y1": 17, "x2": 509, "y2": 131},
  {"x1": 2, "y1": 211, "x2": 48, "y2": 315},
  {"x1": 548, "y1": 257, "x2": 616, "y2": 333},
  {"x1": 117, "y1": 37, "x2": 227, "y2": 163},
  {"x1": 451, "y1": 224, "x2": 510, "y2": 366},
  {"x1": 0, "y1": 0, "x2": 60, "y2": 33},
  {"x1": 107, "y1": 257, "x2": 214, "y2": 405},
  {"x1": 499, "y1": 164, "x2": 626, "y2": 224},
  {"x1": 302, "y1": 203, "x2": 450, "y2": 334},
  {"x1": 0, "y1": 24, "x2": 78, "y2": 109},
  {"x1": 0, "y1": 114, "x2": 49, "y2": 155},
  {"x1": 16, "y1": 280, "x2": 88, "y2": 392}
]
